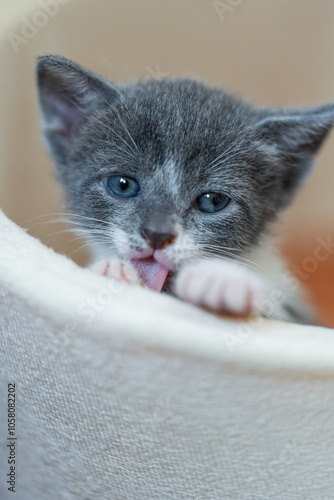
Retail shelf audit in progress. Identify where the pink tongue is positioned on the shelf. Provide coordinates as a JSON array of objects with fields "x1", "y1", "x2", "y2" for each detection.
[{"x1": 131, "y1": 257, "x2": 169, "y2": 292}]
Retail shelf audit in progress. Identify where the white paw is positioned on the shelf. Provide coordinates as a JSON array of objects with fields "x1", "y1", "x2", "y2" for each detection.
[
  {"x1": 175, "y1": 259, "x2": 266, "y2": 316},
  {"x1": 89, "y1": 258, "x2": 142, "y2": 286}
]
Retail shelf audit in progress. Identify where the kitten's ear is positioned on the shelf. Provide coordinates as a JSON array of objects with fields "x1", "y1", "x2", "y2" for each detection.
[
  {"x1": 254, "y1": 103, "x2": 334, "y2": 195},
  {"x1": 36, "y1": 55, "x2": 120, "y2": 159}
]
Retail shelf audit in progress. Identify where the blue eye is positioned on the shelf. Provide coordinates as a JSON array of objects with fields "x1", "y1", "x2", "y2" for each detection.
[
  {"x1": 107, "y1": 176, "x2": 140, "y2": 198},
  {"x1": 197, "y1": 192, "x2": 230, "y2": 213}
]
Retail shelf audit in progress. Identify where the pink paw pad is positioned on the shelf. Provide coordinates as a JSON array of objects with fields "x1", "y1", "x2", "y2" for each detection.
[{"x1": 90, "y1": 258, "x2": 142, "y2": 285}]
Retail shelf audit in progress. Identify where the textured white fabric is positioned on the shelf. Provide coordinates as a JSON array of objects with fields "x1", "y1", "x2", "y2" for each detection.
[{"x1": 1, "y1": 208, "x2": 334, "y2": 500}]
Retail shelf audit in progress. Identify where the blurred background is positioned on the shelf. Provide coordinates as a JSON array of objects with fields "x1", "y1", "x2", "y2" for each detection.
[{"x1": 0, "y1": 0, "x2": 333, "y2": 325}]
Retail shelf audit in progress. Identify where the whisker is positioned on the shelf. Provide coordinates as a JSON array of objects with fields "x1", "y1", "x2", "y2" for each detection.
[
  {"x1": 200, "y1": 250, "x2": 260, "y2": 272},
  {"x1": 106, "y1": 126, "x2": 137, "y2": 158},
  {"x1": 21, "y1": 212, "x2": 109, "y2": 227},
  {"x1": 114, "y1": 109, "x2": 140, "y2": 155},
  {"x1": 198, "y1": 243, "x2": 263, "y2": 271},
  {"x1": 199, "y1": 243, "x2": 243, "y2": 252},
  {"x1": 209, "y1": 151, "x2": 245, "y2": 169},
  {"x1": 69, "y1": 241, "x2": 107, "y2": 257},
  {"x1": 208, "y1": 142, "x2": 237, "y2": 167}
]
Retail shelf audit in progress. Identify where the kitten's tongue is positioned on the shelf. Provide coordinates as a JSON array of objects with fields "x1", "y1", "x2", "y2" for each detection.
[{"x1": 131, "y1": 257, "x2": 169, "y2": 292}]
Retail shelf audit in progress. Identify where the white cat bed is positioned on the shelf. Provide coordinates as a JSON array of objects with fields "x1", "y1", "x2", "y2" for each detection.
[
  {"x1": 1, "y1": 208, "x2": 334, "y2": 500},
  {"x1": 1, "y1": 1, "x2": 334, "y2": 499}
]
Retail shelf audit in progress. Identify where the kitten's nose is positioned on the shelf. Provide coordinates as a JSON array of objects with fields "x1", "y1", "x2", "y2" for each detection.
[{"x1": 140, "y1": 228, "x2": 176, "y2": 250}]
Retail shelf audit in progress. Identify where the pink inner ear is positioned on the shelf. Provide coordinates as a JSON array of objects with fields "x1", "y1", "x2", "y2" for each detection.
[
  {"x1": 131, "y1": 257, "x2": 169, "y2": 292},
  {"x1": 44, "y1": 92, "x2": 86, "y2": 140}
]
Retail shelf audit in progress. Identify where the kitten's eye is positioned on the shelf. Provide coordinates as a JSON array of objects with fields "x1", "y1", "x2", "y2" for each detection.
[
  {"x1": 196, "y1": 193, "x2": 230, "y2": 213},
  {"x1": 107, "y1": 176, "x2": 140, "y2": 198}
]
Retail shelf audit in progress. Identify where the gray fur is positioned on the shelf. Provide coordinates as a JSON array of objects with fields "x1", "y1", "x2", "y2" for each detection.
[{"x1": 36, "y1": 55, "x2": 334, "y2": 323}]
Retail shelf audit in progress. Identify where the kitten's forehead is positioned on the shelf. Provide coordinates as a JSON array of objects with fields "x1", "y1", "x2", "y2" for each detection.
[
  {"x1": 154, "y1": 157, "x2": 182, "y2": 195},
  {"x1": 108, "y1": 79, "x2": 257, "y2": 178}
]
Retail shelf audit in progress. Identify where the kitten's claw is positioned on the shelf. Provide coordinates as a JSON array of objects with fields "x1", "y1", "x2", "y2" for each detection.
[
  {"x1": 90, "y1": 258, "x2": 142, "y2": 286},
  {"x1": 175, "y1": 260, "x2": 266, "y2": 316}
]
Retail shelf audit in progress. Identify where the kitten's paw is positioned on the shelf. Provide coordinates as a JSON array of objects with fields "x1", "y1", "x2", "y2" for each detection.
[
  {"x1": 175, "y1": 260, "x2": 266, "y2": 316},
  {"x1": 90, "y1": 258, "x2": 142, "y2": 285}
]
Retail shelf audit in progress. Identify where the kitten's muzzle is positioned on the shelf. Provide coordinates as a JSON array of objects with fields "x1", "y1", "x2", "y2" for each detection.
[{"x1": 140, "y1": 228, "x2": 176, "y2": 250}]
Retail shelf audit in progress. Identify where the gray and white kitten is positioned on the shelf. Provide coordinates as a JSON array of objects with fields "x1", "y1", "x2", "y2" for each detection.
[{"x1": 36, "y1": 55, "x2": 334, "y2": 324}]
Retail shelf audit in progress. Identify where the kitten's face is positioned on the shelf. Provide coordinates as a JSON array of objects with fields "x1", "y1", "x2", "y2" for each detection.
[
  {"x1": 37, "y1": 56, "x2": 334, "y2": 274},
  {"x1": 66, "y1": 82, "x2": 275, "y2": 270}
]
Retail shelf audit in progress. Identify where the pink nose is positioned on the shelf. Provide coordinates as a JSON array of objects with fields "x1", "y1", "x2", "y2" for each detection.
[{"x1": 140, "y1": 229, "x2": 176, "y2": 250}]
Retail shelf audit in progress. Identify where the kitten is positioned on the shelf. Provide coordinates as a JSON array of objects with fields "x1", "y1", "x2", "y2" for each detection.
[{"x1": 36, "y1": 55, "x2": 334, "y2": 323}]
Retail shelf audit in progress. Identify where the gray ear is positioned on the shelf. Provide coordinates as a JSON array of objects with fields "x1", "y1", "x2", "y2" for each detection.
[
  {"x1": 36, "y1": 55, "x2": 120, "y2": 161},
  {"x1": 254, "y1": 103, "x2": 334, "y2": 194},
  {"x1": 255, "y1": 103, "x2": 334, "y2": 193}
]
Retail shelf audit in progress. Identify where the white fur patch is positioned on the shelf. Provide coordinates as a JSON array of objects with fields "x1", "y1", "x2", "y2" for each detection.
[{"x1": 175, "y1": 259, "x2": 267, "y2": 316}]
